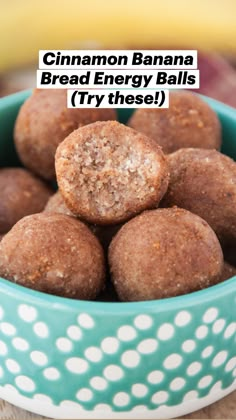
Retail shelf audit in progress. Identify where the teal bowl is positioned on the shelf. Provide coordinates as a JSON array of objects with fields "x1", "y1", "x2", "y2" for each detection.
[{"x1": 0, "y1": 91, "x2": 235, "y2": 419}]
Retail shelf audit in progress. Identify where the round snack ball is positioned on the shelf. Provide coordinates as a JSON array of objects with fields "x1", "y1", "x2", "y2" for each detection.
[
  {"x1": 109, "y1": 207, "x2": 223, "y2": 301},
  {"x1": 56, "y1": 120, "x2": 169, "y2": 225},
  {"x1": 14, "y1": 89, "x2": 117, "y2": 180},
  {"x1": 44, "y1": 190, "x2": 74, "y2": 217},
  {"x1": 221, "y1": 261, "x2": 236, "y2": 282},
  {"x1": 44, "y1": 191, "x2": 122, "y2": 249},
  {"x1": 162, "y1": 148, "x2": 236, "y2": 245},
  {"x1": 0, "y1": 213, "x2": 105, "y2": 299},
  {"x1": 128, "y1": 91, "x2": 221, "y2": 154},
  {"x1": 0, "y1": 167, "x2": 52, "y2": 234}
]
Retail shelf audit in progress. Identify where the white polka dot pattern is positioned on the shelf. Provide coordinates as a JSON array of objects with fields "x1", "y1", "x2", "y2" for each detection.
[
  {"x1": 12, "y1": 337, "x2": 29, "y2": 351},
  {"x1": 30, "y1": 351, "x2": 48, "y2": 366},
  {"x1": 121, "y1": 350, "x2": 140, "y2": 368},
  {"x1": 203, "y1": 308, "x2": 218, "y2": 324},
  {"x1": 56, "y1": 337, "x2": 72, "y2": 352},
  {"x1": 90, "y1": 377, "x2": 107, "y2": 391},
  {"x1": 0, "y1": 297, "x2": 234, "y2": 414},
  {"x1": 137, "y1": 338, "x2": 158, "y2": 354},
  {"x1": 67, "y1": 325, "x2": 82, "y2": 341},
  {"x1": 152, "y1": 391, "x2": 168, "y2": 404},
  {"x1": 174, "y1": 311, "x2": 192, "y2": 327},
  {"x1": 76, "y1": 388, "x2": 93, "y2": 402},
  {"x1": 33, "y1": 322, "x2": 49, "y2": 338},
  {"x1": 147, "y1": 370, "x2": 164, "y2": 384},
  {"x1": 117, "y1": 325, "x2": 137, "y2": 341},
  {"x1": 77, "y1": 314, "x2": 94, "y2": 329},
  {"x1": 157, "y1": 323, "x2": 174, "y2": 340},
  {"x1": 101, "y1": 337, "x2": 119, "y2": 354},
  {"x1": 170, "y1": 377, "x2": 186, "y2": 391},
  {"x1": 15, "y1": 375, "x2": 35, "y2": 392},
  {"x1": 65, "y1": 357, "x2": 88, "y2": 374},
  {"x1": 113, "y1": 392, "x2": 130, "y2": 407},
  {"x1": 43, "y1": 367, "x2": 60, "y2": 380},
  {"x1": 134, "y1": 315, "x2": 153, "y2": 330},
  {"x1": 132, "y1": 384, "x2": 148, "y2": 397},
  {"x1": 1, "y1": 322, "x2": 16, "y2": 336},
  {"x1": 164, "y1": 354, "x2": 183, "y2": 370},
  {"x1": 18, "y1": 305, "x2": 37, "y2": 323}
]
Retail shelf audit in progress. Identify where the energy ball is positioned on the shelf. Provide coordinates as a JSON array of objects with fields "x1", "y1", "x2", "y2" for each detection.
[
  {"x1": 128, "y1": 91, "x2": 221, "y2": 154},
  {"x1": 162, "y1": 148, "x2": 236, "y2": 244},
  {"x1": 0, "y1": 213, "x2": 105, "y2": 299},
  {"x1": 109, "y1": 207, "x2": 223, "y2": 301},
  {"x1": 221, "y1": 261, "x2": 236, "y2": 282},
  {"x1": 56, "y1": 121, "x2": 169, "y2": 225},
  {"x1": 14, "y1": 89, "x2": 117, "y2": 180},
  {"x1": 44, "y1": 191, "x2": 122, "y2": 249},
  {"x1": 0, "y1": 167, "x2": 52, "y2": 234},
  {"x1": 44, "y1": 190, "x2": 74, "y2": 217}
]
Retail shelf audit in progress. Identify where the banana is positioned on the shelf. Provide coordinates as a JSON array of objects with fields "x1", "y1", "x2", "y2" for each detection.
[{"x1": 0, "y1": 0, "x2": 236, "y2": 72}]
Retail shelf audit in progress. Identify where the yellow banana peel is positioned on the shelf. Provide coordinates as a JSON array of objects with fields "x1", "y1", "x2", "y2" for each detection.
[{"x1": 0, "y1": 0, "x2": 236, "y2": 72}]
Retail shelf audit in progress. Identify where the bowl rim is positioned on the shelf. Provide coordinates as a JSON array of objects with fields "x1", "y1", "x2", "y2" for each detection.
[
  {"x1": 0, "y1": 275, "x2": 236, "y2": 314},
  {"x1": 0, "y1": 89, "x2": 236, "y2": 314}
]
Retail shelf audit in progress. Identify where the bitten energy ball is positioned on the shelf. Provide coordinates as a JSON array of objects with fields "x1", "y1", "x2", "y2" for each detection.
[
  {"x1": 56, "y1": 121, "x2": 169, "y2": 225},
  {"x1": 0, "y1": 168, "x2": 52, "y2": 234},
  {"x1": 0, "y1": 213, "x2": 105, "y2": 299},
  {"x1": 128, "y1": 91, "x2": 221, "y2": 153},
  {"x1": 44, "y1": 191, "x2": 122, "y2": 249},
  {"x1": 109, "y1": 208, "x2": 223, "y2": 301},
  {"x1": 162, "y1": 148, "x2": 236, "y2": 244},
  {"x1": 14, "y1": 89, "x2": 117, "y2": 179}
]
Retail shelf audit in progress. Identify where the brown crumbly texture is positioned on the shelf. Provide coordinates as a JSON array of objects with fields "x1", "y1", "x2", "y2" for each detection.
[
  {"x1": 0, "y1": 168, "x2": 52, "y2": 234},
  {"x1": 221, "y1": 261, "x2": 236, "y2": 282},
  {"x1": 44, "y1": 190, "x2": 122, "y2": 249},
  {"x1": 56, "y1": 120, "x2": 169, "y2": 225},
  {"x1": 162, "y1": 148, "x2": 236, "y2": 245},
  {"x1": 14, "y1": 89, "x2": 117, "y2": 180},
  {"x1": 128, "y1": 91, "x2": 221, "y2": 154},
  {"x1": 109, "y1": 207, "x2": 223, "y2": 301},
  {"x1": 0, "y1": 213, "x2": 105, "y2": 299},
  {"x1": 44, "y1": 190, "x2": 74, "y2": 217}
]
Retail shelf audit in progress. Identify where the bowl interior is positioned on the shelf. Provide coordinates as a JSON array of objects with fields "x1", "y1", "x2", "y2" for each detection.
[
  {"x1": 1, "y1": 90, "x2": 236, "y2": 166},
  {"x1": 0, "y1": 90, "x2": 236, "y2": 312}
]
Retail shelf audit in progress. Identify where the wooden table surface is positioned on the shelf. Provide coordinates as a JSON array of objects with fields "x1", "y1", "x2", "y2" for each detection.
[{"x1": 0, "y1": 391, "x2": 235, "y2": 419}]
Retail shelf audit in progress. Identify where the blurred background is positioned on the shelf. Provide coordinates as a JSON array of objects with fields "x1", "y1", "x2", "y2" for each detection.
[{"x1": 0, "y1": 0, "x2": 236, "y2": 107}]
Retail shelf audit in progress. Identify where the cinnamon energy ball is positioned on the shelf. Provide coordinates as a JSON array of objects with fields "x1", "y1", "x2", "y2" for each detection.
[
  {"x1": 162, "y1": 148, "x2": 236, "y2": 245},
  {"x1": 128, "y1": 91, "x2": 221, "y2": 153},
  {"x1": 0, "y1": 167, "x2": 52, "y2": 234},
  {"x1": 109, "y1": 208, "x2": 223, "y2": 301},
  {"x1": 14, "y1": 89, "x2": 117, "y2": 180},
  {"x1": 44, "y1": 190, "x2": 74, "y2": 217},
  {"x1": 0, "y1": 213, "x2": 105, "y2": 299},
  {"x1": 44, "y1": 191, "x2": 122, "y2": 249},
  {"x1": 56, "y1": 121, "x2": 169, "y2": 225}
]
